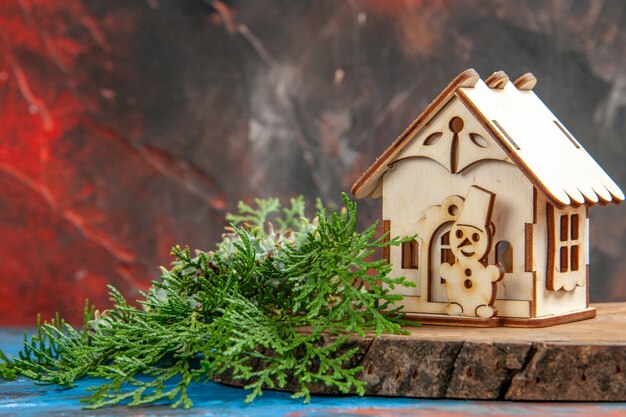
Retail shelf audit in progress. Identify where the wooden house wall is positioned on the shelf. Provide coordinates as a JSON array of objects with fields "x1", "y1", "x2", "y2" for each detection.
[
  {"x1": 382, "y1": 157, "x2": 535, "y2": 318},
  {"x1": 533, "y1": 194, "x2": 589, "y2": 317}
]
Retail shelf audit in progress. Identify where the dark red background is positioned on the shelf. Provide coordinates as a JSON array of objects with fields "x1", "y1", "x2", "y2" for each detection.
[{"x1": 1, "y1": 0, "x2": 625, "y2": 324}]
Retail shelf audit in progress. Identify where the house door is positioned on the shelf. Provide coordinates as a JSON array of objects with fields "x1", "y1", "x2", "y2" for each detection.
[{"x1": 429, "y1": 222, "x2": 455, "y2": 302}]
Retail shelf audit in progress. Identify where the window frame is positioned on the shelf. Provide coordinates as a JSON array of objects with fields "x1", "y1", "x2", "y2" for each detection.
[
  {"x1": 401, "y1": 239, "x2": 419, "y2": 270},
  {"x1": 546, "y1": 204, "x2": 584, "y2": 291},
  {"x1": 496, "y1": 240, "x2": 514, "y2": 273},
  {"x1": 439, "y1": 231, "x2": 455, "y2": 282}
]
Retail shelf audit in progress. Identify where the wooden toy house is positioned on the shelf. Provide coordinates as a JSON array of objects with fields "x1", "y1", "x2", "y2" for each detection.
[{"x1": 351, "y1": 69, "x2": 624, "y2": 327}]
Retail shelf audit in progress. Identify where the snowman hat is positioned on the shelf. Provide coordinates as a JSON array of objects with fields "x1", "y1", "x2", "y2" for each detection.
[{"x1": 456, "y1": 185, "x2": 496, "y2": 231}]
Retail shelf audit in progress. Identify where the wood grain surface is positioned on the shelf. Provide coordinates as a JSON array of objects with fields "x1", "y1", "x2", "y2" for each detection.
[{"x1": 217, "y1": 303, "x2": 626, "y2": 401}]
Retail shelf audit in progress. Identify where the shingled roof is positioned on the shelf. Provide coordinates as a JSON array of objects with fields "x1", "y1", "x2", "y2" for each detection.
[{"x1": 351, "y1": 69, "x2": 624, "y2": 208}]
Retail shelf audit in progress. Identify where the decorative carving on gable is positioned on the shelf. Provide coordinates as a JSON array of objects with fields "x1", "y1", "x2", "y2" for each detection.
[{"x1": 393, "y1": 99, "x2": 511, "y2": 173}]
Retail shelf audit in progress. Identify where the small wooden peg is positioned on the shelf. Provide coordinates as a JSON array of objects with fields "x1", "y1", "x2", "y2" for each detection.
[
  {"x1": 485, "y1": 71, "x2": 509, "y2": 89},
  {"x1": 514, "y1": 73, "x2": 537, "y2": 90}
]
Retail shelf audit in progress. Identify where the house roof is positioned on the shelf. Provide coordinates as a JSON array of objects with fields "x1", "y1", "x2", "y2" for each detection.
[{"x1": 350, "y1": 69, "x2": 624, "y2": 208}]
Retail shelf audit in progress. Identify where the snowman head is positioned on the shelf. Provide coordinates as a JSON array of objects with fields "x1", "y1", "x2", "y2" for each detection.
[
  {"x1": 449, "y1": 186, "x2": 495, "y2": 262},
  {"x1": 450, "y1": 223, "x2": 490, "y2": 261}
]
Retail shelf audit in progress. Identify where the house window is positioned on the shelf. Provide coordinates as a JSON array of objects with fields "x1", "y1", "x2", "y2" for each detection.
[
  {"x1": 440, "y1": 231, "x2": 455, "y2": 265},
  {"x1": 401, "y1": 239, "x2": 419, "y2": 269},
  {"x1": 558, "y1": 213, "x2": 580, "y2": 272},
  {"x1": 438, "y1": 231, "x2": 455, "y2": 283},
  {"x1": 546, "y1": 205, "x2": 585, "y2": 291},
  {"x1": 496, "y1": 241, "x2": 513, "y2": 273}
]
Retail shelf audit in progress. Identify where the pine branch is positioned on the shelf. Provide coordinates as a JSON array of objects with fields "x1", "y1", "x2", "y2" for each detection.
[{"x1": 0, "y1": 192, "x2": 417, "y2": 408}]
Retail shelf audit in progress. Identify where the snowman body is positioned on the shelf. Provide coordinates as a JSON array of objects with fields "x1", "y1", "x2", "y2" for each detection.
[
  {"x1": 438, "y1": 186, "x2": 504, "y2": 318},
  {"x1": 440, "y1": 258, "x2": 502, "y2": 318}
]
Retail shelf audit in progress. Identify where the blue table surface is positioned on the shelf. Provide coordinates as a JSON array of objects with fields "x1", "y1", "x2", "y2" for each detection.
[{"x1": 1, "y1": 328, "x2": 625, "y2": 417}]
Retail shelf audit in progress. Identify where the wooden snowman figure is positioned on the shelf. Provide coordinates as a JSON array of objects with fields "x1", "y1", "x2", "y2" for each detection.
[{"x1": 440, "y1": 186, "x2": 504, "y2": 318}]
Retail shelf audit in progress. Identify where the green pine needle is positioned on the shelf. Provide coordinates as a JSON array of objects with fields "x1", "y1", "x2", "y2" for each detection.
[{"x1": 0, "y1": 193, "x2": 416, "y2": 408}]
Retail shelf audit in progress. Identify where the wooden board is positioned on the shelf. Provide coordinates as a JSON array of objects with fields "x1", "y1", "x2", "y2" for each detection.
[
  {"x1": 3, "y1": 323, "x2": 626, "y2": 417},
  {"x1": 217, "y1": 303, "x2": 626, "y2": 401}
]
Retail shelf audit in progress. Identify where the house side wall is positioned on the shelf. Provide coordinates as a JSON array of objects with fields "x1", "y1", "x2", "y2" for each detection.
[
  {"x1": 382, "y1": 157, "x2": 535, "y2": 317},
  {"x1": 533, "y1": 194, "x2": 588, "y2": 317}
]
